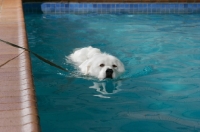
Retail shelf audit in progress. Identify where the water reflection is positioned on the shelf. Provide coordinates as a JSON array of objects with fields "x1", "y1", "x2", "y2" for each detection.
[{"x1": 89, "y1": 80, "x2": 122, "y2": 98}]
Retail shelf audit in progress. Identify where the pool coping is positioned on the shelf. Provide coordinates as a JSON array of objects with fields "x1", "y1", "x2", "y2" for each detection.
[{"x1": 0, "y1": 0, "x2": 40, "y2": 131}]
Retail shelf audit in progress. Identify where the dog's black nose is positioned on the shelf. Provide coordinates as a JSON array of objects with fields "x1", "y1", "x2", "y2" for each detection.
[{"x1": 106, "y1": 69, "x2": 113, "y2": 78}]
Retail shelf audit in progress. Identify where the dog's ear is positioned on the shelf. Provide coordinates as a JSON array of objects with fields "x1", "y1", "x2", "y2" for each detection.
[
  {"x1": 79, "y1": 60, "x2": 91, "y2": 75},
  {"x1": 117, "y1": 61, "x2": 125, "y2": 73}
]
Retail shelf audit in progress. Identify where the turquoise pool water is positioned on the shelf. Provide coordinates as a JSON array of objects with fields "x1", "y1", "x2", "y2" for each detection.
[{"x1": 25, "y1": 13, "x2": 200, "y2": 132}]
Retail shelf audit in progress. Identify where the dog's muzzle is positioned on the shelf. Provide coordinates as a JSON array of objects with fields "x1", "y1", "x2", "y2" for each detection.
[{"x1": 106, "y1": 69, "x2": 113, "y2": 79}]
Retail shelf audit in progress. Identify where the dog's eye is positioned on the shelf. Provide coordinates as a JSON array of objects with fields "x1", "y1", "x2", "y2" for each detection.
[
  {"x1": 100, "y1": 64, "x2": 105, "y2": 67},
  {"x1": 113, "y1": 65, "x2": 117, "y2": 68}
]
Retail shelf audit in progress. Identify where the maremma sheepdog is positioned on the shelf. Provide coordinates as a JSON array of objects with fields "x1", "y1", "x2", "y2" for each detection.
[{"x1": 68, "y1": 46, "x2": 125, "y2": 80}]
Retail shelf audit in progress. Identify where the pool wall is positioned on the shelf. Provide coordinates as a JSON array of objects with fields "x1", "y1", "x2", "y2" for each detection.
[{"x1": 23, "y1": 2, "x2": 200, "y2": 13}]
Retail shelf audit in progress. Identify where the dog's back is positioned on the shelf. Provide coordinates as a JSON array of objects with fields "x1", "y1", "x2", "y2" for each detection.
[{"x1": 69, "y1": 46, "x2": 101, "y2": 65}]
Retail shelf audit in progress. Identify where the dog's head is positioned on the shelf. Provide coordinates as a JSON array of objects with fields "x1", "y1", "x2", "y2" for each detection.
[{"x1": 79, "y1": 54, "x2": 125, "y2": 80}]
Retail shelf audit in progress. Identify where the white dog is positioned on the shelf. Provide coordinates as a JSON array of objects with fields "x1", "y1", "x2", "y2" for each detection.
[{"x1": 68, "y1": 46, "x2": 125, "y2": 80}]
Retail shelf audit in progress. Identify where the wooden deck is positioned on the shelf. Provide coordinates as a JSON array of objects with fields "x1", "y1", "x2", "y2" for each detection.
[{"x1": 0, "y1": 0, "x2": 40, "y2": 131}]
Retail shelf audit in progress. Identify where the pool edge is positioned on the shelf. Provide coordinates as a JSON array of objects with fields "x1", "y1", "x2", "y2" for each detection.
[
  {"x1": 0, "y1": 0, "x2": 40, "y2": 131},
  {"x1": 23, "y1": 2, "x2": 200, "y2": 14}
]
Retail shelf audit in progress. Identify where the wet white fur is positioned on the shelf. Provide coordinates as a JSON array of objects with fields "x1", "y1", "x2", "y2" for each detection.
[{"x1": 68, "y1": 46, "x2": 125, "y2": 80}]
